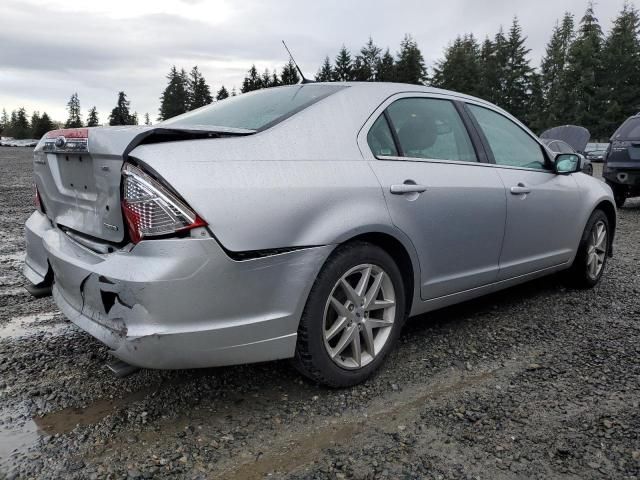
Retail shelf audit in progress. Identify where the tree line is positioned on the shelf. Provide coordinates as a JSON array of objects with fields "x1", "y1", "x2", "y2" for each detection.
[{"x1": 1, "y1": 2, "x2": 638, "y2": 140}]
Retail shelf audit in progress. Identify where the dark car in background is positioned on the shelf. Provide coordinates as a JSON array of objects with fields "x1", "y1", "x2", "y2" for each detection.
[
  {"x1": 604, "y1": 114, "x2": 640, "y2": 207},
  {"x1": 585, "y1": 149, "x2": 607, "y2": 162}
]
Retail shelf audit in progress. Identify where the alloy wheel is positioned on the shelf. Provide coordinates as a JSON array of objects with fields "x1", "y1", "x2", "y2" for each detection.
[
  {"x1": 586, "y1": 220, "x2": 607, "y2": 279},
  {"x1": 322, "y1": 264, "x2": 396, "y2": 370}
]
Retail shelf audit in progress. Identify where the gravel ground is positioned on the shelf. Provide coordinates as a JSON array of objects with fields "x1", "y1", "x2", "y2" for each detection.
[{"x1": 0, "y1": 147, "x2": 638, "y2": 480}]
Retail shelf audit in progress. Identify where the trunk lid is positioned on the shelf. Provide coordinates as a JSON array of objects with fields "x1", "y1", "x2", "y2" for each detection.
[{"x1": 34, "y1": 125, "x2": 253, "y2": 243}]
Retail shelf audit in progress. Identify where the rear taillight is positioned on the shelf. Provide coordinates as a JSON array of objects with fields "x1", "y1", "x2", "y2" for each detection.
[{"x1": 121, "y1": 163, "x2": 206, "y2": 244}]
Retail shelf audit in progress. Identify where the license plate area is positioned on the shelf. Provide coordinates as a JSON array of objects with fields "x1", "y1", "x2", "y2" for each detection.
[{"x1": 57, "y1": 154, "x2": 97, "y2": 197}]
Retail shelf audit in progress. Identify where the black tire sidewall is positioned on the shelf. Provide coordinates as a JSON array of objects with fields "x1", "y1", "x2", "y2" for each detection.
[
  {"x1": 295, "y1": 242, "x2": 406, "y2": 387},
  {"x1": 571, "y1": 209, "x2": 610, "y2": 288}
]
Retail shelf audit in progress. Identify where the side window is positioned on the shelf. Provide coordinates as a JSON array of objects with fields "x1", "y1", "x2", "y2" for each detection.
[
  {"x1": 384, "y1": 98, "x2": 477, "y2": 162},
  {"x1": 467, "y1": 104, "x2": 548, "y2": 170},
  {"x1": 367, "y1": 115, "x2": 398, "y2": 157}
]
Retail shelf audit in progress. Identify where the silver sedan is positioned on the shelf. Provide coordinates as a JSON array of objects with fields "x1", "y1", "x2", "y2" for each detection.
[{"x1": 24, "y1": 83, "x2": 616, "y2": 386}]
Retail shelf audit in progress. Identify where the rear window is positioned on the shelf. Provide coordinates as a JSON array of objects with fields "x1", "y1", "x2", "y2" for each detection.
[
  {"x1": 613, "y1": 117, "x2": 640, "y2": 140},
  {"x1": 161, "y1": 84, "x2": 346, "y2": 131}
]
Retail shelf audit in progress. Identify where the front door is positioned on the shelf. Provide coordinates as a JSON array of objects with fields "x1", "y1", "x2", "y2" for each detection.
[{"x1": 465, "y1": 104, "x2": 583, "y2": 280}]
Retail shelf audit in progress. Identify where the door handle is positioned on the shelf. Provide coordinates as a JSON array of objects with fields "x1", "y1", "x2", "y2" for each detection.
[
  {"x1": 390, "y1": 184, "x2": 427, "y2": 195},
  {"x1": 510, "y1": 183, "x2": 531, "y2": 195}
]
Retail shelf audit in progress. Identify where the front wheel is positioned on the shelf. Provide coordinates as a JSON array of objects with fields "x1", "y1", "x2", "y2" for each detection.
[
  {"x1": 293, "y1": 242, "x2": 406, "y2": 387},
  {"x1": 566, "y1": 209, "x2": 610, "y2": 288}
]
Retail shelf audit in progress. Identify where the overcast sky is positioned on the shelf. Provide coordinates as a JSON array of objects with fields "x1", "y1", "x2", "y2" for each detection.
[{"x1": 0, "y1": 0, "x2": 631, "y2": 123}]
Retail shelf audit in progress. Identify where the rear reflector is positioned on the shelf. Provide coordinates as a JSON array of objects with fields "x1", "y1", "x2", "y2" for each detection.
[{"x1": 121, "y1": 163, "x2": 206, "y2": 244}]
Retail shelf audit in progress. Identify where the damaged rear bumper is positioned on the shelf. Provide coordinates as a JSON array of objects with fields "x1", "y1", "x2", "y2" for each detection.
[{"x1": 23, "y1": 211, "x2": 332, "y2": 369}]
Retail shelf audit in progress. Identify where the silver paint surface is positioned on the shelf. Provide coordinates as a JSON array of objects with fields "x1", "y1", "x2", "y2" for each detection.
[{"x1": 24, "y1": 83, "x2": 617, "y2": 369}]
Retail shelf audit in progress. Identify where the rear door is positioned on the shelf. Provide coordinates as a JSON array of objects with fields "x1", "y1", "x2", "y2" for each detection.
[
  {"x1": 363, "y1": 95, "x2": 506, "y2": 300},
  {"x1": 465, "y1": 103, "x2": 583, "y2": 280}
]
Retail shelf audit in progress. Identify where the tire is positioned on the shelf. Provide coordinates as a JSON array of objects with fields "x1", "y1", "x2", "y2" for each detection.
[
  {"x1": 293, "y1": 241, "x2": 406, "y2": 387},
  {"x1": 566, "y1": 209, "x2": 610, "y2": 288},
  {"x1": 608, "y1": 183, "x2": 626, "y2": 208}
]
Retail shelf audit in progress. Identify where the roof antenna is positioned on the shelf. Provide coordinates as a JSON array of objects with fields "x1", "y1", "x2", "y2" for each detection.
[{"x1": 282, "y1": 40, "x2": 314, "y2": 84}]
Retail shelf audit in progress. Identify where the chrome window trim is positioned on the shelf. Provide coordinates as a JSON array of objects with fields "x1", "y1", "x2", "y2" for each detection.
[{"x1": 375, "y1": 155, "x2": 558, "y2": 174}]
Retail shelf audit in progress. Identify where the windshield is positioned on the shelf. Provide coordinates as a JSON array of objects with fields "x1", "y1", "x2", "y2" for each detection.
[
  {"x1": 613, "y1": 117, "x2": 640, "y2": 140},
  {"x1": 161, "y1": 84, "x2": 347, "y2": 131}
]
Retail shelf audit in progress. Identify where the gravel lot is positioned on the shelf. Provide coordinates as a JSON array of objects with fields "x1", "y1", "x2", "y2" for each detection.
[{"x1": 0, "y1": 146, "x2": 639, "y2": 479}]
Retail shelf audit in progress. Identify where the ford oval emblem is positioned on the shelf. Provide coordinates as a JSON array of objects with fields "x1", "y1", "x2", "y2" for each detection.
[{"x1": 54, "y1": 136, "x2": 66, "y2": 148}]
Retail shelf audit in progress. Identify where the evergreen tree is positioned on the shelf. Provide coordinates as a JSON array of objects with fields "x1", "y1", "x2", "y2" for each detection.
[
  {"x1": 353, "y1": 37, "x2": 382, "y2": 81},
  {"x1": 109, "y1": 91, "x2": 136, "y2": 125},
  {"x1": 333, "y1": 46, "x2": 353, "y2": 81},
  {"x1": 241, "y1": 65, "x2": 262, "y2": 93},
  {"x1": 231, "y1": 87, "x2": 237, "y2": 97},
  {"x1": 86, "y1": 106, "x2": 99, "y2": 127},
  {"x1": 0, "y1": 109, "x2": 8, "y2": 134},
  {"x1": 281, "y1": 60, "x2": 300, "y2": 85},
  {"x1": 394, "y1": 34, "x2": 427, "y2": 85},
  {"x1": 316, "y1": 56, "x2": 334, "y2": 81},
  {"x1": 540, "y1": 13, "x2": 575, "y2": 127},
  {"x1": 144, "y1": 113, "x2": 152, "y2": 125},
  {"x1": 271, "y1": 71, "x2": 281, "y2": 87},
  {"x1": 32, "y1": 112, "x2": 54, "y2": 138},
  {"x1": 216, "y1": 86, "x2": 230, "y2": 100},
  {"x1": 562, "y1": 2, "x2": 605, "y2": 135},
  {"x1": 502, "y1": 18, "x2": 533, "y2": 120},
  {"x1": 526, "y1": 72, "x2": 546, "y2": 133},
  {"x1": 478, "y1": 32, "x2": 507, "y2": 105},
  {"x1": 376, "y1": 49, "x2": 396, "y2": 82},
  {"x1": 432, "y1": 34, "x2": 481, "y2": 96},
  {"x1": 600, "y1": 3, "x2": 640, "y2": 137},
  {"x1": 9, "y1": 108, "x2": 31, "y2": 139},
  {"x1": 188, "y1": 66, "x2": 213, "y2": 110},
  {"x1": 65, "y1": 92, "x2": 82, "y2": 128},
  {"x1": 158, "y1": 66, "x2": 189, "y2": 120},
  {"x1": 30, "y1": 111, "x2": 41, "y2": 136},
  {"x1": 132, "y1": 112, "x2": 139, "y2": 125}
]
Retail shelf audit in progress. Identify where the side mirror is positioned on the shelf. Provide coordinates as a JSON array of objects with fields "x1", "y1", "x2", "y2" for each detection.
[{"x1": 554, "y1": 153, "x2": 581, "y2": 174}]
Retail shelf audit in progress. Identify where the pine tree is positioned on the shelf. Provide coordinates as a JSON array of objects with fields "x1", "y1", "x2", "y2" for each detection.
[
  {"x1": 0, "y1": 109, "x2": 8, "y2": 134},
  {"x1": 30, "y1": 111, "x2": 40, "y2": 136},
  {"x1": 271, "y1": 71, "x2": 281, "y2": 87},
  {"x1": 216, "y1": 86, "x2": 230, "y2": 100},
  {"x1": 376, "y1": 49, "x2": 396, "y2": 82},
  {"x1": 32, "y1": 112, "x2": 54, "y2": 138},
  {"x1": 231, "y1": 87, "x2": 237, "y2": 97},
  {"x1": 158, "y1": 66, "x2": 189, "y2": 120},
  {"x1": 600, "y1": 3, "x2": 640, "y2": 137},
  {"x1": 241, "y1": 65, "x2": 261, "y2": 92},
  {"x1": 432, "y1": 34, "x2": 481, "y2": 96},
  {"x1": 109, "y1": 92, "x2": 136, "y2": 126},
  {"x1": 144, "y1": 113, "x2": 152, "y2": 125},
  {"x1": 394, "y1": 35, "x2": 427, "y2": 85},
  {"x1": 86, "y1": 106, "x2": 99, "y2": 127},
  {"x1": 478, "y1": 33, "x2": 505, "y2": 105},
  {"x1": 281, "y1": 60, "x2": 300, "y2": 85},
  {"x1": 188, "y1": 66, "x2": 213, "y2": 110},
  {"x1": 562, "y1": 2, "x2": 605, "y2": 136},
  {"x1": 502, "y1": 18, "x2": 533, "y2": 120},
  {"x1": 540, "y1": 13, "x2": 575, "y2": 127},
  {"x1": 316, "y1": 56, "x2": 333, "y2": 81},
  {"x1": 9, "y1": 108, "x2": 31, "y2": 139},
  {"x1": 353, "y1": 37, "x2": 382, "y2": 81},
  {"x1": 333, "y1": 46, "x2": 353, "y2": 81},
  {"x1": 526, "y1": 72, "x2": 546, "y2": 133},
  {"x1": 65, "y1": 92, "x2": 82, "y2": 128}
]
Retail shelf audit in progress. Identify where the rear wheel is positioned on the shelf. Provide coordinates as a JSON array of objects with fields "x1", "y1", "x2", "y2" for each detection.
[
  {"x1": 293, "y1": 242, "x2": 406, "y2": 387},
  {"x1": 566, "y1": 209, "x2": 610, "y2": 288}
]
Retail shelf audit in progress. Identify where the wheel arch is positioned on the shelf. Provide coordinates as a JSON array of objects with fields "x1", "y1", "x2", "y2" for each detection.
[
  {"x1": 337, "y1": 230, "x2": 420, "y2": 316},
  {"x1": 594, "y1": 199, "x2": 616, "y2": 256}
]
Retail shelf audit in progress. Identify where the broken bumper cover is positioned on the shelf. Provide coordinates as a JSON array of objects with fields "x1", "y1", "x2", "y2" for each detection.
[{"x1": 23, "y1": 211, "x2": 332, "y2": 369}]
